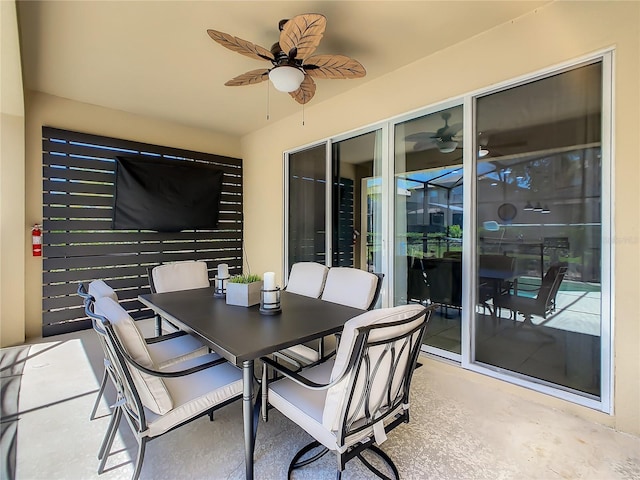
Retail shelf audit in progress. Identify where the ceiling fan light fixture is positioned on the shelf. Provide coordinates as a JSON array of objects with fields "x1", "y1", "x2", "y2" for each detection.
[
  {"x1": 268, "y1": 66, "x2": 304, "y2": 92},
  {"x1": 478, "y1": 147, "x2": 489, "y2": 157},
  {"x1": 438, "y1": 140, "x2": 458, "y2": 153}
]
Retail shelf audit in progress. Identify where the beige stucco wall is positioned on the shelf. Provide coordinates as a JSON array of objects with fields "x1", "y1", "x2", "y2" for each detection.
[
  {"x1": 241, "y1": 1, "x2": 639, "y2": 435},
  {"x1": 1, "y1": 0, "x2": 26, "y2": 347}
]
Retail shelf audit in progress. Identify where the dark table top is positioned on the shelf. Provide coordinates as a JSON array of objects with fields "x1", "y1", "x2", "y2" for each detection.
[{"x1": 138, "y1": 287, "x2": 365, "y2": 365}]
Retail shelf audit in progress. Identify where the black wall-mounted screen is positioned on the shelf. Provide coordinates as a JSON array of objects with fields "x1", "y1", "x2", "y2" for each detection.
[{"x1": 113, "y1": 155, "x2": 224, "y2": 232}]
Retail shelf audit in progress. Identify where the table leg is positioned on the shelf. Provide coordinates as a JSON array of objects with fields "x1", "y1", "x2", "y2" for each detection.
[{"x1": 243, "y1": 359, "x2": 254, "y2": 480}]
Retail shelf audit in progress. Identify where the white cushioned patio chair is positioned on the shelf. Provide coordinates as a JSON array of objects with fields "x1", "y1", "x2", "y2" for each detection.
[
  {"x1": 148, "y1": 260, "x2": 211, "y2": 334},
  {"x1": 276, "y1": 262, "x2": 329, "y2": 365},
  {"x1": 284, "y1": 261, "x2": 329, "y2": 298},
  {"x1": 81, "y1": 281, "x2": 212, "y2": 421},
  {"x1": 282, "y1": 269, "x2": 384, "y2": 366},
  {"x1": 321, "y1": 267, "x2": 382, "y2": 310},
  {"x1": 261, "y1": 303, "x2": 434, "y2": 479},
  {"x1": 87, "y1": 296, "x2": 242, "y2": 480}
]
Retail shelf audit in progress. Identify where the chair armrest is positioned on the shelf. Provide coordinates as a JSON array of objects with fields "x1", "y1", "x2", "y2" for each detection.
[
  {"x1": 145, "y1": 330, "x2": 187, "y2": 344},
  {"x1": 109, "y1": 326, "x2": 226, "y2": 378},
  {"x1": 261, "y1": 356, "x2": 342, "y2": 391},
  {"x1": 513, "y1": 280, "x2": 540, "y2": 293},
  {"x1": 271, "y1": 351, "x2": 304, "y2": 371},
  {"x1": 158, "y1": 356, "x2": 227, "y2": 376}
]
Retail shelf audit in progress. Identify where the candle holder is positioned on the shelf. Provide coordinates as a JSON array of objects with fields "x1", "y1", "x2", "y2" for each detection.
[
  {"x1": 260, "y1": 286, "x2": 282, "y2": 315},
  {"x1": 213, "y1": 276, "x2": 229, "y2": 298}
]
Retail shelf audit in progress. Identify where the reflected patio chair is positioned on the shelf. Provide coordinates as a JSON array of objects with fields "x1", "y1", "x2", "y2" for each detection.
[
  {"x1": 421, "y1": 257, "x2": 462, "y2": 318},
  {"x1": 407, "y1": 256, "x2": 430, "y2": 305},
  {"x1": 261, "y1": 303, "x2": 435, "y2": 479},
  {"x1": 88, "y1": 296, "x2": 242, "y2": 480},
  {"x1": 147, "y1": 260, "x2": 211, "y2": 334},
  {"x1": 493, "y1": 263, "x2": 568, "y2": 335},
  {"x1": 284, "y1": 268, "x2": 383, "y2": 366},
  {"x1": 478, "y1": 254, "x2": 516, "y2": 317},
  {"x1": 80, "y1": 281, "x2": 211, "y2": 421}
]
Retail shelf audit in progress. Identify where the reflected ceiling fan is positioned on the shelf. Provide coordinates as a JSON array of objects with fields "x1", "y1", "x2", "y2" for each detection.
[
  {"x1": 477, "y1": 130, "x2": 529, "y2": 158},
  {"x1": 405, "y1": 112, "x2": 463, "y2": 153},
  {"x1": 207, "y1": 13, "x2": 366, "y2": 105}
]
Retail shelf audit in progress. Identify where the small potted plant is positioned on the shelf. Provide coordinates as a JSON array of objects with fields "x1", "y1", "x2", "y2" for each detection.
[{"x1": 226, "y1": 274, "x2": 263, "y2": 307}]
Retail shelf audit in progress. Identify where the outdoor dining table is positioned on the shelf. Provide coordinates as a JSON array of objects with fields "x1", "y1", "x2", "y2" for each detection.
[{"x1": 138, "y1": 286, "x2": 364, "y2": 480}]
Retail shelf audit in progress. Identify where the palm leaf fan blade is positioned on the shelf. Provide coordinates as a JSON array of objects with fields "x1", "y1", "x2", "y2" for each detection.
[
  {"x1": 225, "y1": 69, "x2": 270, "y2": 86},
  {"x1": 442, "y1": 123, "x2": 463, "y2": 137},
  {"x1": 414, "y1": 141, "x2": 438, "y2": 152},
  {"x1": 289, "y1": 75, "x2": 316, "y2": 104},
  {"x1": 207, "y1": 29, "x2": 274, "y2": 62},
  {"x1": 304, "y1": 55, "x2": 366, "y2": 79},
  {"x1": 405, "y1": 132, "x2": 436, "y2": 143},
  {"x1": 279, "y1": 14, "x2": 326, "y2": 60}
]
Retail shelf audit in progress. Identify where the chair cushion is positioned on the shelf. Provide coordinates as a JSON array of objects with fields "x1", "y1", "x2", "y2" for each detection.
[
  {"x1": 148, "y1": 335, "x2": 212, "y2": 369},
  {"x1": 281, "y1": 344, "x2": 320, "y2": 364},
  {"x1": 88, "y1": 280, "x2": 119, "y2": 302},
  {"x1": 94, "y1": 297, "x2": 173, "y2": 415},
  {"x1": 269, "y1": 358, "x2": 407, "y2": 453},
  {"x1": 144, "y1": 355, "x2": 243, "y2": 438},
  {"x1": 268, "y1": 360, "x2": 339, "y2": 450},
  {"x1": 151, "y1": 260, "x2": 210, "y2": 293},
  {"x1": 323, "y1": 304, "x2": 426, "y2": 431},
  {"x1": 286, "y1": 262, "x2": 329, "y2": 298},
  {"x1": 321, "y1": 268, "x2": 378, "y2": 309}
]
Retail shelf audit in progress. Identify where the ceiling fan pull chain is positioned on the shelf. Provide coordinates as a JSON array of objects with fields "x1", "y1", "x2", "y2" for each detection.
[
  {"x1": 266, "y1": 81, "x2": 270, "y2": 120},
  {"x1": 302, "y1": 102, "x2": 305, "y2": 126}
]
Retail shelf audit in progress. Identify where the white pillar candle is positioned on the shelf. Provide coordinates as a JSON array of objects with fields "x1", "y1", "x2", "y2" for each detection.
[
  {"x1": 263, "y1": 271, "x2": 276, "y2": 307},
  {"x1": 217, "y1": 263, "x2": 229, "y2": 289}
]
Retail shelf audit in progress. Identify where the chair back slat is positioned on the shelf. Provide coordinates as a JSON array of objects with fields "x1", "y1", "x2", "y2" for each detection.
[
  {"x1": 344, "y1": 333, "x2": 412, "y2": 435},
  {"x1": 538, "y1": 263, "x2": 568, "y2": 314},
  {"x1": 83, "y1": 289, "x2": 148, "y2": 432},
  {"x1": 94, "y1": 297, "x2": 174, "y2": 415}
]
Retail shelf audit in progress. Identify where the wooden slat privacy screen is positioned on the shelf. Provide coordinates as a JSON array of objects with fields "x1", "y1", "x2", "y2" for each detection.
[{"x1": 41, "y1": 127, "x2": 243, "y2": 336}]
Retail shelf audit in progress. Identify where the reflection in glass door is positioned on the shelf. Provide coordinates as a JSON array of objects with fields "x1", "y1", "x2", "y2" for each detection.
[
  {"x1": 394, "y1": 106, "x2": 464, "y2": 355},
  {"x1": 287, "y1": 145, "x2": 327, "y2": 269},
  {"x1": 474, "y1": 62, "x2": 603, "y2": 398},
  {"x1": 287, "y1": 131, "x2": 383, "y2": 285},
  {"x1": 332, "y1": 130, "x2": 383, "y2": 278}
]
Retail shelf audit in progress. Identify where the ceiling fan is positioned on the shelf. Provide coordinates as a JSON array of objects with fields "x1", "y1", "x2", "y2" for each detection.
[
  {"x1": 405, "y1": 112, "x2": 463, "y2": 153},
  {"x1": 207, "y1": 13, "x2": 366, "y2": 105}
]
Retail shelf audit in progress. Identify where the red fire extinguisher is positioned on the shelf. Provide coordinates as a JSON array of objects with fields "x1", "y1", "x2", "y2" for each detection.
[{"x1": 32, "y1": 224, "x2": 42, "y2": 257}]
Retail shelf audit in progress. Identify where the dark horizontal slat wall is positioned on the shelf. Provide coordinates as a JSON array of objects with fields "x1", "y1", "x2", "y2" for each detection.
[{"x1": 42, "y1": 127, "x2": 243, "y2": 336}]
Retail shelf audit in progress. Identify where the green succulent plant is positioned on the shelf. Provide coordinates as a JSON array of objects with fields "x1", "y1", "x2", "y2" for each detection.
[{"x1": 228, "y1": 274, "x2": 262, "y2": 284}]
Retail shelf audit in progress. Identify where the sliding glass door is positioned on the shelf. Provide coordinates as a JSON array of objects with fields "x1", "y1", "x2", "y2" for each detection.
[
  {"x1": 394, "y1": 105, "x2": 464, "y2": 356},
  {"x1": 287, "y1": 129, "x2": 383, "y2": 283},
  {"x1": 286, "y1": 54, "x2": 610, "y2": 409},
  {"x1": 331, "y1": 130, "x2": 384, "y2": 276},
  {"x1": 288, "y1": 145, "x2": 327, "y2": 268},
  {"x1": 473, "y1": 61, "x2": 604, "y2": 398}
]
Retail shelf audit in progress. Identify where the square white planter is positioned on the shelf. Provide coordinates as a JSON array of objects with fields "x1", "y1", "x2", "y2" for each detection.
[{"x1": 226, "y1": 281, "x2": 263, "y2": 307}]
